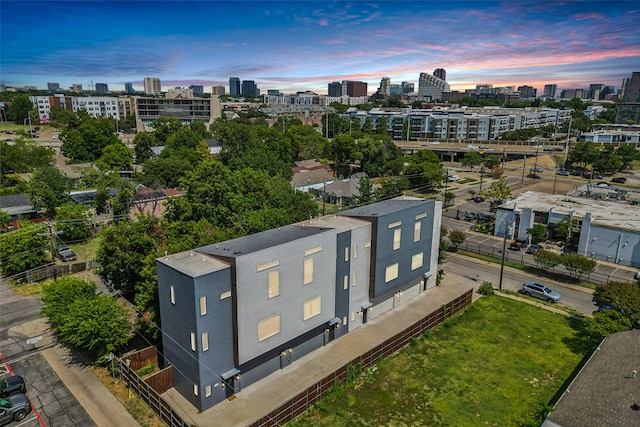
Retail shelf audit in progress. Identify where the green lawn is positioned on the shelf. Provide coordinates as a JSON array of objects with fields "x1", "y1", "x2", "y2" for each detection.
[{"x1": 291, "y1": 297, "x2": 595, "y2": 426}]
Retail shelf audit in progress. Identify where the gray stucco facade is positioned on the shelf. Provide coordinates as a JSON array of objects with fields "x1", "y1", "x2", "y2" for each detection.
[{"x1": 156, "y1": 197, "x2": 441, "y2": 411}]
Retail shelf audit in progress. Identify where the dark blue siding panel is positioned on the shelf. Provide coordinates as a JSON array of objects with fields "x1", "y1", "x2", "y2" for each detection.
[{"x1": 334, "y1": 230, "x2": 351, "y2": 336}]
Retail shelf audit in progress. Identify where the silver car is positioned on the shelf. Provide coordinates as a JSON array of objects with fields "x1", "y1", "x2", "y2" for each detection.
[
  {"x1": 521, "y1": 281, "x2": 561, "y2": 303},
  {"x1": 0, "y1": 393, "x2": 32, "y2": 425}
]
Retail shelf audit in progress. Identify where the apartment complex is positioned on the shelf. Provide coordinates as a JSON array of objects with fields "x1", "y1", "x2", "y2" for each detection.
[
  {"x1": 29, "y1": 95, "x2": 135, "y2": 121},
  {"x1": 144, "y1": 77, "x2": 162, "y2": 95},
  {"x1": 156, "y1": 197, "x2": 442, "y2": 411},
  {"x1": 134, "y1": 95, "x2": 222, "y2": 131},
  {"x1": 418, "y1": 73, "x2": 450, "y2": 100}
]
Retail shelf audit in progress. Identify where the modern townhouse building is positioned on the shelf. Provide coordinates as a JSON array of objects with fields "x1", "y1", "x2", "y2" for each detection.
[{"x1": 156, "y1": 197, "x2": 442, "y2": 411}]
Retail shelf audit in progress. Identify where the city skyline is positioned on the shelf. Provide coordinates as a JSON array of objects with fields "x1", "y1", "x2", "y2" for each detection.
[{"x1": 1, "y1": 1, "x2": 639, "y2": 94}]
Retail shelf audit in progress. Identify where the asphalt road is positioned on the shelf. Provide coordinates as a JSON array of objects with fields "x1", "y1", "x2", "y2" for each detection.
[
  {"x1": 444, "y1": 253, "x2": 597, "y2": 315},
  {"x1": 0, "y1": 280, "x2": 94, "y2": 427}
]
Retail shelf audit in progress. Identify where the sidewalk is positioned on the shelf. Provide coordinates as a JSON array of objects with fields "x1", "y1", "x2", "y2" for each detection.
[
  {"x1": 162, "y1": 276, "x2": 480, "y2": 427},
  {"x1": 42, "y1": 345, "x2": 139, "y2": 427}
]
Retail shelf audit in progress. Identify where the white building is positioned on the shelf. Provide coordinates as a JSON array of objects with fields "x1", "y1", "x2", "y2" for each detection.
[
  {"x1": 418, "y1": 73, "x2": 451, "y2": 100},
  {"x1": 30, "y1": 95, "x2": 135, "y2": 121},
  {"x1": 143, "y1": 77, "x2": 162, "y2": 95}
]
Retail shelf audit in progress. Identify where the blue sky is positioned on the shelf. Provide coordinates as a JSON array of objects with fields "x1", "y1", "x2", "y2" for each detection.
[{"x1": 1, "y1": 1, "x2": 639, "y2": 94}]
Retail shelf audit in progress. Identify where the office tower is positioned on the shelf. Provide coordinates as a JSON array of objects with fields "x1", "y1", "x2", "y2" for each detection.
[
  {"x1": 229, "y1": 77, "x2": 241, "y2": 96},
  {"x1": 621, "y1": 72, "x2": 640, "y2": 102},
  {"x1": 433, "y1": 68, "x2": 446, "y2": 81},
  {"x1": 517, "y1": 85, "x2": 537, "y2": 99},
  {"x1": 95, "y1": 83, "x2": 108, "y2": 93},
  {"x1": 124, "y1": 82, "x2": 135, "y2": 94},
  {"x1": 379, "y1": 77, "x2": 391, "y2": 96},
  {"x1": 600, "y1": 86, "x2": 615, "y2": 99},
  {"x1": 589, "y1": 83, "x2": 605, "y2": 100},
  {"x1": 47, "y1": 83, "x2": 60, "y2": 92},
  {"x1": 418, "y1": 73, "x2": 450, "y2": 100},
  {"x1": 241, "y1": 80, "x2": 257, "y2": 97},
  {"x1": 211, "y1": 85, "x2": 225, "y2": 96},
  {"x1": 543, "y1": 84, "x2": 557, "y2": 99},
  {"x1": 346, "y1": 81, "x2": 367, "y2": 97},
  {"x1": 401, "y1": 82, "x2": 414, "y2": 94},
  {"x1": 144, "y1": 77, "x2": 162, "y2": 95},
  {"x1": 70, "y1": 84, "x2": 83, "y2": 93},
  {"x1": 189, "y1": 85, "x2": 204, "y2": 96},
  {"x1": 328, "y1": 81, "x2": 342, "y2": 97}
]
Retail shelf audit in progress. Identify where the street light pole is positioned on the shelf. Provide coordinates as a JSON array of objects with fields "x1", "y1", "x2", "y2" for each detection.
[
  {"x1": 498, "y1": 220, "x2": 510, "y2": 291},
  {"x1": 521, "y1": 154, "x2": 527, "y2": 183}
]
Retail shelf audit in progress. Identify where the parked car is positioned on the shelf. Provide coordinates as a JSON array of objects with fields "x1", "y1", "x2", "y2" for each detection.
[
  {"x1": 527, "y1": 173, "x2": 541, "y2": 179},
  {"x1": 0, "y1": 393, "x2": 32, "y2": 425},
  {"x1": 0, "y1": 376, "x2": 26, "y2": 398},
  {"x1": 473, "y1": 196, "x2": 485, "y2": 203},
  {"x1": 509, "y1": 239, "x2": 528, "y2": 251},
  {"x1": 479, "y1": 145, "x2": 489, "y2": 149},
  {"x1": 467, "y1": 144, "x2": 479, "y2": 150},
  {"x1": 529, "y1": 167, "x2": 543, "y2": 173},
  {"x1": 448, "y1": 174, "x2": 460, "y2": 182},
  {"x1": 596, "y1": 182, "x2": 610, "y2": 188},
  {"x1": 611, "y1": 177, "x2": 627, "y2": 184},
  {"x1": 525, "y1": 244, "x2": 540, "y2": 254},
  {"x1": 55, "y1": 244, "x2": 77, "y2": 262},
  {"x1": 543, "y1": 147, "x2": 553, "y2": 152},
  {"x1": 556, "y1": 170, "x2": 570, "y2": 176},
  {"x1": 521, "y1": 281, "x2": 561, "y2": 303}
]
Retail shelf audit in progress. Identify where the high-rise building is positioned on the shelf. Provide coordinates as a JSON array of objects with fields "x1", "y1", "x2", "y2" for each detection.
[
  {"x1": 543, "y1": 84, "x2": 557, "y2": 99},
  {"x1": 600, "y1": 86, "x2": 615, "y2": 100},
  {"x1": 47, "y1": 83, "x2": 60, "y2": 92},
  {"x1": 189, "y1": 85, "x2": 204, "y2": 96},
  {"x1": 144, "y1": 77, "x2": 162, "y2": 95},
  {"x1": 389, "y1": 84, "x2": 402, "y2": 97},
  {"x1": 241, "y1": 80, "x2": 257, "y2": 97},
  {"x1": 621, "y1": 72, "x2": 640, "y2": 102},
  {"x1": 328, "y1": 81, "x2": 342, "y2": 97},
  {"x1": 418, "y1": 73, "x2": 450, "y2": 100},
  {"x1": 433, "y1": 68, "x2": 446, "y2": 81},
  {"x1": 401, "y1": 82, "x2": 414, "y2": 94},
  {"x1": 517, "y1": 85, "x2": 537, "y2": 99},
  {"x1": 124, "y1": 83, "x2": 135, "y2": 94},
  {"x1": 229, "y1": 77, "x2": 241, "y2": 96},
  {"x1": 346, "y1": 81, "x2": 367, "y2": 97},
  {"x1": 589, "y1": 84, "x2": 606, "y2": 100},
  {"x1": 211, "y1": 85, "x2": 225, "y2": 96},
  {"x1": 94, "y1": 83, "x2": 108, "y2": 93},
  {"x1": 379, "y1": 77, "x2": 391, "y2": 96},
  {"x1": 70, "y1": 84, "x2": 83, "y2": 93}
]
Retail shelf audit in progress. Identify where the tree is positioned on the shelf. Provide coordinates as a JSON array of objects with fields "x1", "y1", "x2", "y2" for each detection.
[
  {"x1": 361, "y1": 117, "x2": 374, "y2": 134},
  {"x1": 616, "y1": 145, "x2": 640, "y2": 170},
  {"x1": 405, "y1": 149, "x2": 445, "y2": 189},
  {"x1": 28, "y1": 166, "x2": 72, "y2": 216},
  {"x1": 41, "y1": 277, "x2": 98, "y2": 327},
  {"x1": 532, "y1": 249, "x2": 561, "y2": 272},
  {"x1": 375, "y1": 176, "x2": 409, "y2": 199},
  {"x1": 355, "y1": 175, "x2": 375, "y2": 205},
  {"x1": 583, "y1": 309, "x2": 632, "y2": 339},
  {"x1": 55, "y1": 203, "x2": 92, "y2": 242},
  {"x1": 96, "y1": 143, "x2": 134, "y2": 172},
  {"x1": 483, "y1": 155, "x2": 501, "y2": 170},
  {"x1": 438, "y1": 226, "x2": 449, "y2": 263},
  {"x1": 327, "y1": 134, "x2": 359, "y2": 176},
  {"x1": 0, "y1": 222, "x2": 49, "y2": 276},
  {"x1": 481, "y1": 176, "x2": 512, "y2": 204},
  {"x1": 592, "y1": 281, "x2": 640, "y2": 326},
  {"x1": 6, "y1": 95, "x2": 33, "y2": 124},
  {"x1": 443, "y1": 191, "x2": 455, "y2": 207},
  {"x1": 142, "y1": 155, "x2": 195, "y2": 188},
  {"x1": 0, "y1": 139, "x2": 54, "y2": 176},
  {"x1": 526, "y1": 224, "x2": 547, "y2": 243},
  {"x1": 375, "y1": 116, "x2": 388, "y2": 135},
  {"x1": 448, "y1": 230, "x2": 466, "y2": 250},
  {"x1": 460, "y1": 152, "x2": 482, "y2": 170},
  {"x1": 60, "y1": 117, "x2": 120, "y2": 162},
  {"x1": 151, "y1": 117, "x2": 184, "y2": 145},
  {"x1": 552, "y1": 218, "x2": 579, "y2": 245},
  {"x1": 561, "y1": 253, "x2": 596, "y2": 280},
  {"x1": 133, "y1": 132, "x2": 156, "y2": 164}
]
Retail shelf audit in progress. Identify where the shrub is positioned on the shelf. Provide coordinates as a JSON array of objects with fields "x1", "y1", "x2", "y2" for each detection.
[
  {"x1": 478, "y1": 281, "x2": 495, "y2": 296},
  {"x1": 135, "y1": 363, "x2": 156, "y2": 377}
]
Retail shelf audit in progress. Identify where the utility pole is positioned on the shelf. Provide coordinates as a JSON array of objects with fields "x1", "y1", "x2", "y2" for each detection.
[
  {"x1": 562, "y1": 115, "x2": 572, "y2": 171},
  {"x1": 498, "y1": 220, "x2": 510, "y2": 291},
  {"x1": 41, "y1": 221, "x2": 61, "y2": 279},
  {"x1": 521, "y1": 154, "x2": 527, "y2": 183}
]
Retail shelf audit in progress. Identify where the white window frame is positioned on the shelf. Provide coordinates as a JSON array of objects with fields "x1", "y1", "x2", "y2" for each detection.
[
  {"x1": 303, "y1": 296, "x2": 322, "y2": 321},
  {"x1": 414, "y1": 221, "x2": 421, "y2": 242},
  {"x1": 190, "y1": 333, "x2": 196, "y2": 351},
  {"x1": 258, "y1": 314, "x2": 280, "y2": 342},
  {"x1": 202, "y1": 332, "x2": 209, "y2": 351},
  {"x1": 385, "y1": 263, "x2": 399, "y2": 282},
  {"x1": 200, "y1": 296, "x2": 207, "y2": 315},
  {"x1": 268, "y1": 270, "x2": 280, "y2": 299},
  {"x1": 170, "y1": 286, "x2": 175, "y2": 305},
  {"x1": 411, "y1": 252, "x2": 424, "y2": 270},
  {"x1": 393, "y1": 228, "x2": 401, "y2": 250},
  {"x1": 344, "y1": 247, "x2": 349, "y2": 262},
  {"x1": 304, "y1": 258, "x2": 314, "y2": 285},
  {"x1": 220, "y1": 290, "x2": 231, "y2": 300},
  {"x1": 351, "y1": 272, "x2": 356, "y2": 287},
  {"x1": 205, "y1": 385, "x2": 212, "y2": 397},
  {"x1": 193, "y1": 384, "x2": 199, "y2": 396}
]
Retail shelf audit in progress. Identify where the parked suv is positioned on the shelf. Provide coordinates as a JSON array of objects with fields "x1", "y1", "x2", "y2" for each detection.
[
  {"x1": 0, "y1": 376, "x2": 26, "y2": 398},
  {"x1": 55, "y1": 244, "x2": 77, "y2": 262},
  {"x1": 0, "y1": 393, "x2": 32, "y2": 425},
  {"x1": 521, "y1": 281, "x2": 561, "y2": 303},
  {"x1": 611, "y1": 177, "x2": 627, "y2": 184}
]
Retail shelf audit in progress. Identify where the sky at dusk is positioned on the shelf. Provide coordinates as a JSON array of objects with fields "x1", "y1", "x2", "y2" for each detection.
[{"x1": 1, "y1": 1, "x2": 639, "y2": 95}]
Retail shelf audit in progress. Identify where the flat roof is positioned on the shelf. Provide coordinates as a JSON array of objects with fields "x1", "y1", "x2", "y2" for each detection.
[
  {"x1": 198, "y1": 225, "x2": 332, "y2": 259},
  {"x1": 157, "y1": 250, "x2": 230, "y2": 278},
  {"x1": 340, "y1": 198, "x2": 432, "y2": 218},
  {"x1": 544, "y1": 330, "x2": 640, "y2": 427},
  {"x1": 500, "y1": 191, "x2": 640, "y2": 231},
  {"x1": 296, "y1": 214, "x2": 370, "y2": 234}
]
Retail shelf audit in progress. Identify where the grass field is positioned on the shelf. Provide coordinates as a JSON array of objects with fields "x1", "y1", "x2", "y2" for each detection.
[{"x1": 290, "y1": 296, "x2": 595, "y2": 427}]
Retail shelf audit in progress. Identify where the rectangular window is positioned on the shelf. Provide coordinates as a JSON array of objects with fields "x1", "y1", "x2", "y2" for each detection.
[
  {"x1": 415, "y1": 212, "x2": 427, "y2": 220},
  {"x1": 351, "y1": 311, "x2": 355, "y2": 321},
  {"x1": 200, "y1": 296, "x2": 207, "y2": 315},
  {"x1": 393, "y1": 229, "x2": 401, "y2": 250},
  {"x1": 205, "y1": 385, "x2": 211, "y2": 397},
  {"x1": 220, "y1": 290, "x2": 231, "y2": 300},
  {"x1": 304, "y1": 258, "x2": 314, "y2": 285},
  {"x1": 388, "y1": 221, "x2": 402, "y2": 229},
  {"x1": 190, "y1": 333, "x2": 196, "y2": 351},
  {"x1": 385, "y1": 263, "x2": 399, "y2": 282},
  {"x1": 352, "y1": 244, "x2": 357, "y2": 259},
  {"x1": 257, "y1": 260, "x2": 279, "y2": 272},
  {"x1": 351, "y1": 272, "x2": 356, "y2": 287},
  {"x1": 365, "y1": 241, "x2": 371, "y2": 248},
  {"x1": 193, "y1": 384, "x2": 198, "y2": 396},
  {"x1": 304, "y1": 246, "x2": 322, "y2": 256},
  {"x1": 343, "y1": 316, "x2": 347, "y2": 326},
  {"x1": 344, "y1": 247, "x2": 349, "y2": 262},
  {"x1": 303, "y1": 296, "x2": 321, "y2": 321},
  {"x1": 258, "y1": 314, "x2": 280, "y2": 341},
  {"x1": 170, "y1": 286, "x2": 175, "y2": 304},
  {"x1": 411, "y1": 253, "x2": 424, "y2": 270},
  {"x1": 202, "y1": 333, "x2": 209, "y2": 351},
  {"x1": 268, "y1": 271, "x2": 280, "y2": 298},
  {"x1": 414, "y1": 221, "x2": 421, "y2": 242},
  {"x1": 343, "y1": 275, "x2": 348, "y2": 290}
]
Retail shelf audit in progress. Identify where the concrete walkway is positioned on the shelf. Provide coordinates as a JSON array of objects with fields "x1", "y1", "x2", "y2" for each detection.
[
  {"x1": 162, "y1": 275, "x2": 480, "y2": 427},
  {"x1": 42, "y1": 345, "x2": 139, "y2": 427}
]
